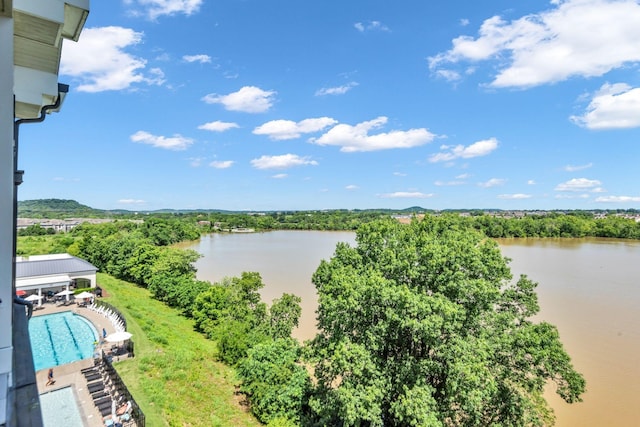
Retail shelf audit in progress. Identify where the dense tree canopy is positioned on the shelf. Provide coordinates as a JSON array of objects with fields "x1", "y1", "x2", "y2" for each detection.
[
  {"x1": 307, "y1": 217, "x2": 585, "y2": 426},
  {"x1": 32, "y1": 212, "x2": 601, "y2": 425},
  {"x1": 238, "y1": 338, "x2": 310, "y2": 425},
  {"x1": 192, "y1": 273, "x2": 304, "y2": 366},
  {"x1": 18, "y1": 224, "x2": 55, "y2": 236}
]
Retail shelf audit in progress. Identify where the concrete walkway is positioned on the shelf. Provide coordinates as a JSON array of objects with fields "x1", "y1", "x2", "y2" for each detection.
[{"x1": 32, "y1": 301, "x2": 128, "y2": 427}]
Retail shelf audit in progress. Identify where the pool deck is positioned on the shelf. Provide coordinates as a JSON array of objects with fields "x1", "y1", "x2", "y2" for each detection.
[{"x1": 32, "y1": 302, "x2": 129, "y2": 427}]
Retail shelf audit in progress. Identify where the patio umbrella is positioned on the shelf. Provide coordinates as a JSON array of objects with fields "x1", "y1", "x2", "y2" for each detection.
[
  {"x1": 104, "y1": 331, "x2": 132, "y2": 343},
  {"x1": 55, "y1": 289, "x2": 74, "y2": 301},
  {"x1": 24, "y1": 294, "x2": 42, "y2": 302},
  {"x1": 74, "y1": 291, "x2": 94, "y2": 299}
]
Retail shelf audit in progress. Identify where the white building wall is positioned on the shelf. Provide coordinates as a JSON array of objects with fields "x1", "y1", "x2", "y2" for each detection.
[{"x1": 0, "y1": 13, "x2": 15, "y2": 425}]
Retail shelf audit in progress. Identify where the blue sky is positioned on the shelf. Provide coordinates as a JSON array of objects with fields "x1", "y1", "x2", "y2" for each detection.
[{"x1": 18, "y1": 0, "x2": 640, "y2": 211}]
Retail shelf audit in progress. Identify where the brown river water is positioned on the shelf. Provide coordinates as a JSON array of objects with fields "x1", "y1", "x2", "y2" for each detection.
[{"x1": 177, "y1": 231, "x2": 640, "y2": 426}]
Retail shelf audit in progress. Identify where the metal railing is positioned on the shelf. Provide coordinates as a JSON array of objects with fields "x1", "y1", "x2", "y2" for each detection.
[{"x1": 100, "y1": 351, "x2": 145, "y2": 427}]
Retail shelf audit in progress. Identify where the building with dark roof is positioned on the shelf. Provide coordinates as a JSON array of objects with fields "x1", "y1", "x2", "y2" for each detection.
[{"x1": 16, "y1": 254, "x2": 98, "y2": 303}]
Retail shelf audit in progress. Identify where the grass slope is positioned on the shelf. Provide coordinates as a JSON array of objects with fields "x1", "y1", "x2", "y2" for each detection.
[{"x1": 98, "y1": 273, "x2": 260, "y2": 427}]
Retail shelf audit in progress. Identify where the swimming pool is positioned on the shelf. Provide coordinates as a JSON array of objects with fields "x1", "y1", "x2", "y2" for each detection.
[
  {"x1": 29, "y1": 312, "x2": 98, "y2": 371},
  {"x1": 40, "y1": 386, "x2": 85, "y2": 427}
]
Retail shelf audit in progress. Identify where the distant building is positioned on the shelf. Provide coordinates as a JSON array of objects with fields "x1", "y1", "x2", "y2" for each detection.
[{"x1": 17, "y1": 217, "x2": 113, "y2": 233}]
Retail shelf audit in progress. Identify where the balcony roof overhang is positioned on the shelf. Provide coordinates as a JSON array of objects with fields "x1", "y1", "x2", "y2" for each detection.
[{"x1": 12, "y1": 0, "x2": 89, "y2": 119}]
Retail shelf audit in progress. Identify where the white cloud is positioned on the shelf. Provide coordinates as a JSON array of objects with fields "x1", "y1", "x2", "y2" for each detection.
[
  {"x1": 555, "y1": 193, "x2": 590, "y2": 199},
  {"x1": 130, "y1": 131, "x2": 193, "y2": 150},
  {"x1": 527, "y1": 180, "x2": 536, "y2": 185},
  {"x1": 429, "y1": 137, "x2": 498, "y2": 163},
  {"x1": 118, "y1": 198, "x2": 146, "y2": 204},
  {"x1": 198, "y1": 121, "x2": 239, "y2": 132},
  {"x1": 61, "y1": 27, "x2": 165, "y2": 92},
  {"x1": 310, "y1": 117, "x2": 436, "y2": 152},
  {"x1": 155, "y1": 52, "x2": 171, "y2": 61},
  {"x1": 434, "y1": 180, "x2": 465, "y2": 186},
  {"x1": 202, "y1": 86, "x2": 276, "y2": 113},
  {"x1": 147, "y1": 68, "x2": 166, "y2": 85},
  {"x1": 497, "y1": 194, "x2": 532, "y2": 199},
  {"x1": 433, "y1": 69, "x2": 462, "y2": 83},
  {"x1": 354, "y1": 21, "x2": 390, "y2": 32},
  {"x1": 125, "y1": 0, "x2": 203, "y2": 20},
  {"x1": 378, "y1": 192, "x2": 434, "y2": 199},
  {"x1": 564, "y1": 162, "x2": 593, "y2": 172},
  {"x1": 555, "y1": 178, "x2": 602, "y2": 192},
  {"x1": 315, "y1": 82, "x2": 359, "y2": 96},
  {"x1": 209, "y1": 160, "x2": 234, "y2": 169},
  {"x1": 429, "y1": 0, "x2": 640, "y2": 88},
  {"x1": 595, "y1": 195, "x2": 640, "y2": 202},
  {"x1": 253, "y1": 117, "x2": 338, "y2": 140},
  {"x1": 183, "y1": 54, "x2": 211, "y2": 63},
  {"x1": 393, "y1": 172, "x2": 407, "y2": 177},
  {"x1": 272, "y1": 173, "x2": 288, "y2": 179},
  {"x1": 189, "y1": 157, "x2": 203, "y2": 167},
  {"x1": 570, "y1": 83, "x2": 640, "y2": 129},
  {"x1": 250, "y1": 154, "x2": 318, "y2": 170},
  {"x1": 345, "y1": 185, "x2": 359, "y2": 190},
  {"x1": 478, "y1": 178, "x2": 506, "y2": 188}
]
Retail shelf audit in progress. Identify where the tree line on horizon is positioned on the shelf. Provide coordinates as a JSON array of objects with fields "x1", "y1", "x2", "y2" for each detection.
[
  {"x1": 17, "y1": 198, "x2": 640, "y2": 237},
  {"x1": 18, "y1": 206, "x2": 640, "y2": 241},
  {"x1": 47, "y1": 215, "x2": 586, "y2": 426}
]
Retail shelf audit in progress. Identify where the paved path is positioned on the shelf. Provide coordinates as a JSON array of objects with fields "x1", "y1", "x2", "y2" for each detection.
[{"x1": 32, "y1": 301, "x2": 126, "y2": 427}]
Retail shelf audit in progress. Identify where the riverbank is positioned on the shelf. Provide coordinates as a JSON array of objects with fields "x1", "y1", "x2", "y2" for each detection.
[{"x1": 183, "y1": 231, "x2": 640, "y2": 427}]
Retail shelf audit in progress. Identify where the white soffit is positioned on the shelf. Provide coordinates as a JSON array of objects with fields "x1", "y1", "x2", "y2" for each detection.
[
  {"x1": 12, "y1": 0, "x2": 89, "y2": 119},
  {"x1": 16, "y1": 274, "x2": 71, "y2": 289}
]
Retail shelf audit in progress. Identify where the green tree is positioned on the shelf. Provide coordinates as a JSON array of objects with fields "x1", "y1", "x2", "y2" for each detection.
[
  {"x1": 269, "y1": 293, "x2": 302, "y2": 339},
  {"x1": 193, "y1": 284, "x2": 234, "y2": 337},
  {"x1": 18, "y1": 224, "x2": 55, "y2": 236},
  {"x1": 192, "y1": 273, "x2": 272, "y2": 365},
  {"x1": 237, "y1": 338, "x2": 311, "y2": 425},
  {"x1": 307, "y1": 217, "x2": 585, "y2": 426}
]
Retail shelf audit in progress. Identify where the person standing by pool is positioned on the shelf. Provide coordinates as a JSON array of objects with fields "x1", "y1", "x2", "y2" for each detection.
[{"x1": 45, "y1": 368, "x2": 55, "y2": 386}]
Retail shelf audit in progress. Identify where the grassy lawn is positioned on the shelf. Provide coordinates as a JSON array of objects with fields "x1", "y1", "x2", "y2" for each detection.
[{"x1": 97, "y1": 273, "x2": 260, "y2": 427}]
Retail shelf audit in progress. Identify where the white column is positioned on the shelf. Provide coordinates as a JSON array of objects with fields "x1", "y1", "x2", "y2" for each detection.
[
  {"x1": 0, "y1": 14, "x2": 15, "y2": 426},
  {"x1": 37, "y1": 288, "x2": 42, "y2": 308}
]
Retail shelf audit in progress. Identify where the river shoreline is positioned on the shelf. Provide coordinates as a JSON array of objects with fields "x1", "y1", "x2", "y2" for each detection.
[{"x1": 178, "y1": 232, "x2": 640, "y2": 427}]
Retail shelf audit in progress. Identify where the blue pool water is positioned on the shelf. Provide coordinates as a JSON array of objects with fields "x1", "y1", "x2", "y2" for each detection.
[
  {"x1": 29, "y1": 312, "x2": 98, "y2": 371},
  {"x1": 40, "y1": 386, "x2": 84, "y2": 427}
]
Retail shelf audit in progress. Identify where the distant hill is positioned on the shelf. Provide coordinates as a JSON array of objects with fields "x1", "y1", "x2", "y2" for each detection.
[
  {"x1": 16, "y1": 199, "x2": 640, "y2": 223},
  {"x1": 18, "y1": 199, "x2": 434, "y2": 217},
  {"x1": 18, "y1": 199, "x2": 107, "y2": 218}
]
